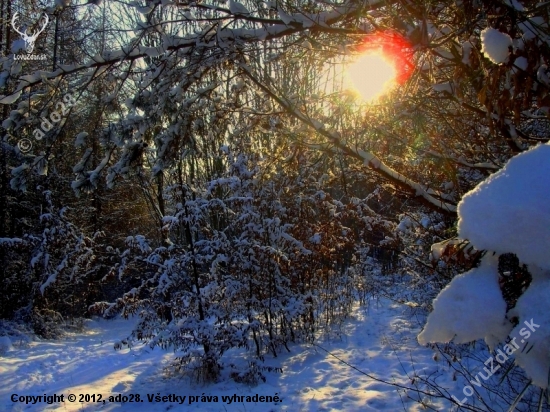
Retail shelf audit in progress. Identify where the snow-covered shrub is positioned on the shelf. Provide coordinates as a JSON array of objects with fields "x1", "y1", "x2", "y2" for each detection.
[
  {"x1": 0, "y1": 320, "x2": 33, "y2": 349},
  {"x1": 94, "y1": 148, "x2": 394, "y2": 381},
  {"x1": 0, "y1": 191, "x2": 103, "y2": 337},
  {"x1": 31, "y1": 309, "x2": 66, "y2": 339},
  {"x1": 419, "y1": 143, "x2": 550, "y2": 390}
]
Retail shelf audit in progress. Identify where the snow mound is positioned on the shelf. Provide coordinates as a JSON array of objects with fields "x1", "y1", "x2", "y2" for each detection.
[
  {"x1": 458, "y1": 143, "x2": 550, "y2": 270},
  {"x1": 0, "y1": 336, "x2": 13, "y2": 354},
  {"x1": 418, "y1": 255, "x2": 511, "y2": 348},
  {"x1": 480, "y1": 28, "x2": 512, "y2": 64}
]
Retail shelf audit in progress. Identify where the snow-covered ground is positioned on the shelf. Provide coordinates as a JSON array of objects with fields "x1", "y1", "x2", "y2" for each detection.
[{"x1": 1, "y1": 298, "x2": 457, "y2": 412}]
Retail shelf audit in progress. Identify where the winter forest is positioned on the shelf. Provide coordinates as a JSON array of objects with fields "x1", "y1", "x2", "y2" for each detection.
[{"x1": 0, "y1": 0, "x2": 549, "y2": 410}]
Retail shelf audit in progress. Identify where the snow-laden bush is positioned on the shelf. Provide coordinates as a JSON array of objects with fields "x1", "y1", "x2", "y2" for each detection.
[
  {"x1": 94, "y1": 149, "x2": 395, "y2": 381},
  {"x1": 0, "y1": 191, "x2": 104, "y2": 337},
  {"x1": 0, "y1": 320, "x2": 33, "y2": 349},
  {"x1": 419, "y1": 143, "x2": 550, "y2": 389}
]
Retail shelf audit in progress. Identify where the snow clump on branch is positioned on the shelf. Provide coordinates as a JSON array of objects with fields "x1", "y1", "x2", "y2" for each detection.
[
  {"x1": 419, "y1": 143, "x2": 550, "y2": 389},
  {"x1": 480, "y1": 28, "x2": 512, "y2": 64}
]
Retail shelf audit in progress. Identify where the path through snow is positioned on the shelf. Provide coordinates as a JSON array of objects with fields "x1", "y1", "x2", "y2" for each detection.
[{"x1": 0, "y1": 298, "x2": 456, "y2": 411}]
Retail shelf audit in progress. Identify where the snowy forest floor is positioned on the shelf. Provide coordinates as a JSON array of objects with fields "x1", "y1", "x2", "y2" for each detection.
[{"x1": 0, "y1": 298, "x2": 486, "y2": 412}]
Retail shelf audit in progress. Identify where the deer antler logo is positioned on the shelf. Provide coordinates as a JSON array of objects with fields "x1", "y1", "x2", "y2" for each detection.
[{"x1": 11, "y1": 12, "x2": 49, "y2": 54}]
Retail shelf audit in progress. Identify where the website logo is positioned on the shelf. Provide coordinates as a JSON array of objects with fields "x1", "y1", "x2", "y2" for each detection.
[{"x1": 11, "y1": 12, "x2": 49, "y2": 54}]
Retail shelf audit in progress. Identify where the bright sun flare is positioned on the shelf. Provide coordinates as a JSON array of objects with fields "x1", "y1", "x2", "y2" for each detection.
[{"x1": 346, "y1": 52, "x2": 397, "y2": 102}]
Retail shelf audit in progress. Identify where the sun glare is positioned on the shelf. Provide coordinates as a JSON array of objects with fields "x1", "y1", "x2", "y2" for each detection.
[{"x1": 346, "y1": 52, "x2": 397, "y2": 102}]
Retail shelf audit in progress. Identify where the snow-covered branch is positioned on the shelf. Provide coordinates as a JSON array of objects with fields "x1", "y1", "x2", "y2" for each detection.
[
  {"x1": 240, "y1": 64, "x2": 457, "y2": 215},
  {"x1": 0, "y1": 0, "x2": 392, "y2": 103}
]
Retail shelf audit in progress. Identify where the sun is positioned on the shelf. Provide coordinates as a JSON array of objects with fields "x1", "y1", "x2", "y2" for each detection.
[{"x1": 346, "y1": 51, "x2": 397, "y2": 102}]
